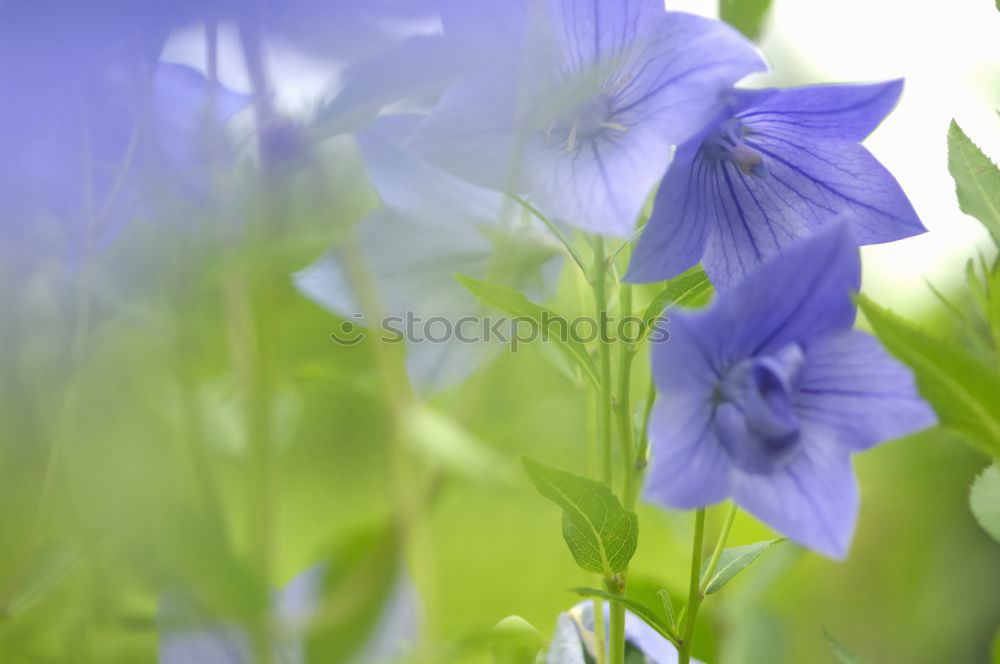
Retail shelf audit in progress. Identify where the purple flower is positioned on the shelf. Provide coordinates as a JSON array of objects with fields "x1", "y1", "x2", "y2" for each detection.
[
  {"x1": 643, "y1": 224, "x2": 935, "y2": 558},
  {"x1": 1, "y1": 49, "x2": 246, "y2": 269},
  {"x1": 626, "y1": 80, "x2": 925, "y2": 288},
  {"x1": 410, "y1": 0, "x2": 765, "y2": 236}
]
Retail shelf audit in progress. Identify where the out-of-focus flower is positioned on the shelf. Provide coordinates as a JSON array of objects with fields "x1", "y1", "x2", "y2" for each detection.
[
  {"x1": 158, "y1": 564, "x2": 420, "y2": 664},
  {"x1": 0, "y1": 0, "x2": 250, "y2": 270},
  {"x1": 626, "y1": 81, "x2": 925, "y2": 288},
  {"x1": 2, "y1": 57, "x2": 246, "y2": 269},
  {"x1": 643, "y1": 224, "x2": 935, "y2": 558},
  {"x1": 410, "y1": 0, "x2": 765, "y2": 236},
  {"x1": 547, "y1": 601, "x2": 690, "y2": 664},
  {"x1": 295, "y1": 114, "x2": 562, "y2": 394}
]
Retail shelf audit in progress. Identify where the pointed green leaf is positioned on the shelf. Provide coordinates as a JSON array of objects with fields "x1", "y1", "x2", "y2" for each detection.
[
  {"x1": 456, "y1": 274, "x2": 600, "y2": 387},
  {"x1": 989, "y1": 260, "x2": 1000, "y2": 352},
  {"x1": 523, "y1": 458, "x2": 637, "y2": 575},
  {"x1": 571, "y1": 587, "x2": 679, "y2": 646},
  {"x1": 702, "y1": 539, "x2": 784, "y2": 595},
  {"x1": 970, "y1": 463, "x2": 1000, "y2": 544},
  {"x1": 657, "y1": 589, "x2": 677, "y2": 631},
  {"x1": 719, "y1": 0, "x2": 774, "y2": 41},
  {"x1": 823, "y1": 627, "x2": 867, "y2": 664},
  {"x1": 948, "y1": 120, "x2": 1000, "y2": 245},
  {"x1": 641, "y1": 265, "x2": 713, "y2": 339},
  {"x1": 858, "y1": 295, "x2": 1000, "y2": 456}
]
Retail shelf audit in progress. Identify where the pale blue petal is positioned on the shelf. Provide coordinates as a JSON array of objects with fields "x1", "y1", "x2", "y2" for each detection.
[
  {"x1": 735, "y1": 80, "x2": 903, "y2": 142},
  {"x1": 319, "y1": 35, "x2": 461, "y2": 134},
  {"x1": 415, "y1": 5, "x2": 763, "y2": 236},
  {"x1": 795, "y1": 330, "x2": 937, "y2": 451},
  {"x1": 625, "y1": 141, "x2": 710, "y2": 281},
  {"x1": 701, "y1": 222, "x2": 860, "y2": 359},
  {"x1": 607, "y1": 12, "x2": 766, "y2": 146},
  {"x1": 630, "y1": 80, "x2": 921, "y2": 286},
  {"x1": 408, "y1": 70, "x2": 522, "y2": 191},
  {"x1": 358, "y1": 114, "x2": 504, "y2": 222},
  {"x1": 643, "y1": 394, "x2": 731, "y2": 509},
  {"x1": 547, "y1": 612, "x2": 587, "y2": 664},
  {"x1": 624, "y1": 611, "x2": 681, "y2": 664},
  {"x1": 700, "y1": 130, "x2": 920, "y2": 288},
  {"x1": 434, "y1": 0, "x2": 529, "y2": 67},
  {"x1": 548, "y1": 0, "x2": 667, "y2": 71},
  {"x1": 731, "y1": 436, "x2": 858, "y2": 559},
  {"x1": 522, "y1": 122, "x2": 672, "y2": 235},
  {"x1": 153, "y1": 63, "x2": 249, "y2": 196}
]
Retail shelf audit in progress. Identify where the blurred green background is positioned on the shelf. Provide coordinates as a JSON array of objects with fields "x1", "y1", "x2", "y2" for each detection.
[{"x1": 3, "y1": 0, "x2": 1000, "y2": 662}]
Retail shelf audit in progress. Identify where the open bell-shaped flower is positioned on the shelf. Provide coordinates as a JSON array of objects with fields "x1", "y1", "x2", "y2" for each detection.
[{"x1": 643, "y1": 223, "x2": 936, "y2": 558}]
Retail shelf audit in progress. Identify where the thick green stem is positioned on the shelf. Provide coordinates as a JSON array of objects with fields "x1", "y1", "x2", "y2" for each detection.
[
  {"x1": 590, "y1": 238, "x2": 614, "y2": 488},
  {"x1": 605, "y1": 573, "x2": 626, "y2": 664},
  {"x1": 679, "y1": 508, "x2": 706, "y2": 664},
  {"x1": 590, "y1": 238, "x2": 625, "y2": 663},
  {"x1": 616, "y1": 284, "x2": 638, "y2": 511}
]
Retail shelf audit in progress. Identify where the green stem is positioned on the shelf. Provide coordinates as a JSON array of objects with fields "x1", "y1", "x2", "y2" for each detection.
[
  {"x1": 510, "y1": 195, "x2": 588, "y2": 276},
  {"x1": 607, "y1": 576, "x2": 626, "y2": 664},
  {"x1": 590, "y1": 237, "x2": 614, "y2": 488},
  {"x1": 591, "y1": 238, "x2": 622, "y2": 661},
  {"x1": 593, "y1": 596, "x2": 607, "y2": 664},
  {"x1": 678, "y1": 508, "x2": 706, "y2": 664},
  {"x1": 678, "y1": 504, "x2": 738, "y2": 663},
  {"x1": 616, "y1": 284, "x2": 638, "y2": 511}
]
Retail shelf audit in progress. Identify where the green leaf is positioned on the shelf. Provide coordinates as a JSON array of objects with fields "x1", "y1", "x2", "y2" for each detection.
[
  {"x1": 719, "y1": 0, "x2": 774, "y2": 41},
  {"x1": 4, "y1": 543, "x2": 79, "y2": 618},
  {"x1": 970, "y1": 463, "x2": 1000, "y2": 544},
  {"x1": 571, "y1": 587, "x2": 679, "y2": 646},
  {"x1": 823, "y1": 627, "x2": 867, "y2": 664},
  {"x1": 657, "y1": 589, "x2": 677, "y2": 631},
  {"x1": 523, "y1": 458, "x2": 637, "y2": 575},
  {"x1": 858, "y1": 295, "x2": 1000, "y2": 456},
  {"x1": 456, "y1": 274, "x2": 600, "y2": 387},
  {"x1": 988, "y1": 259, "x2": 1000, "y2": 352},
  {"x1": 948, "y1": 120, "x2": 1000, "y2": 245},
  {"x1": 641, "y1": 265, "x2": 713, "y2": 339},
  {"x1": 702, "y1": 539, "x2": 784, "y2": 595}
]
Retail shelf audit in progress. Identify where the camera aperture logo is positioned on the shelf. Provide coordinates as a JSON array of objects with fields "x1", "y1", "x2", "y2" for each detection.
[{"x1": 330, "y1": 312, "x2": 669, "y2": 350}]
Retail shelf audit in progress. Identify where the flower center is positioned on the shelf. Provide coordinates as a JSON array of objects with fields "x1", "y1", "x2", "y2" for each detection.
[
  {"x1": 713, "y1": 343, "x2": 804, "y2": 473},
  {"x1": 704, "y1": 118, "x2": 768, "y2": 177},
  {"x1": 545, "y1": 93, "x2": 626, "y2": 153}
]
